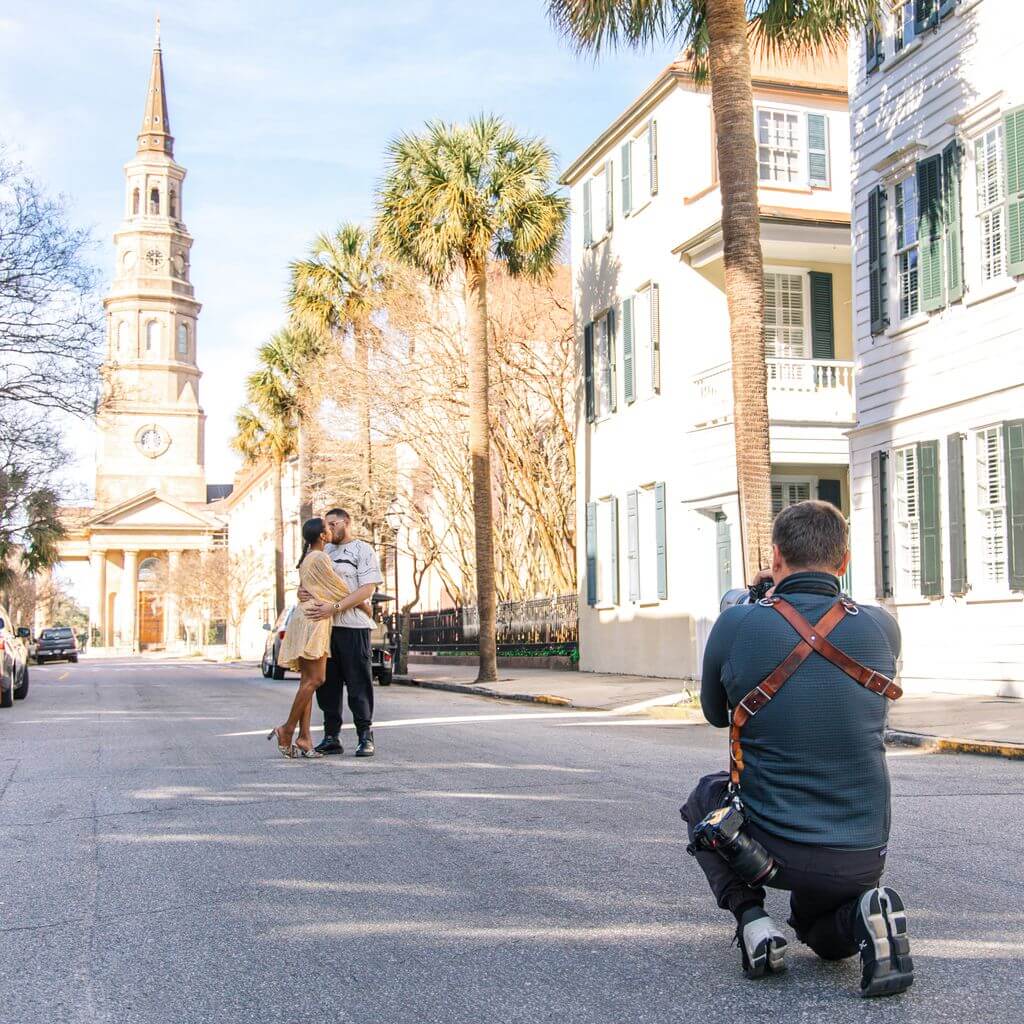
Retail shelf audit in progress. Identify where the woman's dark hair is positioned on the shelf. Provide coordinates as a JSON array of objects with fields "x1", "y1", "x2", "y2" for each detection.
[{"x1": 297, "y1": 517, "x2": 326, "y2": 568}]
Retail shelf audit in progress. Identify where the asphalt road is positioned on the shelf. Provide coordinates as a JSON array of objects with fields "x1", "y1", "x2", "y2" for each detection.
[{"x1": 1, "y1": 659, "x2": 1022, "y2": 1024}]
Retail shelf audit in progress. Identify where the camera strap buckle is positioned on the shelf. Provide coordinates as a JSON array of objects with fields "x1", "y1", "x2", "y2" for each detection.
[{"x1": 738, "y1": 685, "x2": 772, "y2": 717}]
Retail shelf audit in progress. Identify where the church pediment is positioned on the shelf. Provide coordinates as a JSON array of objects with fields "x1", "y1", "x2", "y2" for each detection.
[{"x1": 86, "y1": 489, "x2": 222, "y2": 531}]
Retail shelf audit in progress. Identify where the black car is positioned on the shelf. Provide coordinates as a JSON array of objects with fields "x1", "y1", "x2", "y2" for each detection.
[
  {"x1": 260, "y1": 596, "x2": 395, "y2": 685},
  {"x1": 35, "y1": 626, "x2": 79, "y2": 664}
]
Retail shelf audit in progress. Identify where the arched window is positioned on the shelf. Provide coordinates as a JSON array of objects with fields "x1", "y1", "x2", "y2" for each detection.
[
  {"x1": 146, "y1": 320, "x2": 159, "y2": 353},
  {"x1": 138, "y1": 557, "x2": 163, "y2": 590},
  {"x1": 118, "y1": 321, "x2": 130, "y2": 354},
  {"x1": 177, "y1": 322, "x2": 188, "y2": 357},
  {"x1": 169, "y1": 189, "x2": 178, "y2": 218},
  {"x1": 132, "y1": 188, "x2": 140, "y2": 215},
  {"x1": 149, "y1": 188, "x2": 160, "y2": 215}
]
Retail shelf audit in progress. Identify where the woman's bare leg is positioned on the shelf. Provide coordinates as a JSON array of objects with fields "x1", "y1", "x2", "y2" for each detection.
[
  {"x1": 278, "y1": 657, "x2": 321, "y2": 746},
  {"x1": 293, "y1": 656, "x2": 327, "y2": 753}
]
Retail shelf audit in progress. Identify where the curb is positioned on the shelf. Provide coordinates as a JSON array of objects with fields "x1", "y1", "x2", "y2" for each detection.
[
  {"x1": 885, "y1": 728, "x2": 1024, "y2": 760},
  {"x1": 394, "y1": 675, "x2": 576, "y2": 708}
]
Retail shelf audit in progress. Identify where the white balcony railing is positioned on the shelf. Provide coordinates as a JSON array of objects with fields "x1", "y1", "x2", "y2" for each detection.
[{"x1": 692, "y1": 358, "x2": 856, "y2": 428}]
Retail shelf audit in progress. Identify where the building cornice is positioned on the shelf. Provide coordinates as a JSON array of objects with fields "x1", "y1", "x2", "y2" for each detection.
[{"x1": 673, "y1": 205, "x2": 851, "y2": 258}]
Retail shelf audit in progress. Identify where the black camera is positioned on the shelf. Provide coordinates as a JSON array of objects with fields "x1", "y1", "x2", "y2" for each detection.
[
  {"x1": 689, "y1": 803, "x2": 779, "y2": 886},
  {"x1": 719, "y1": 576, "x2": 774, "y2": 613}
]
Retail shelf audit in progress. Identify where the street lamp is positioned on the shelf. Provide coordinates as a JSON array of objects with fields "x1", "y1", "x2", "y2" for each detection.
[{"x1": 384, "y1": 497, "x2": 403, "y2": 670}]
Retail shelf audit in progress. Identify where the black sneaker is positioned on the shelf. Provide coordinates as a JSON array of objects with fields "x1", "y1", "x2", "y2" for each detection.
[
  {"x1": 855, "y1": 887, "x2": 914, "y2": 998},
  {"x1": 737, "y1": 907, "x2": 787, "y2": 979},
  {"x1": 315, "y1": 734, "x2": 343, "y2": 756},
  {"x1": 355, "y1": 730, "x2": 375, "y2": 758}
]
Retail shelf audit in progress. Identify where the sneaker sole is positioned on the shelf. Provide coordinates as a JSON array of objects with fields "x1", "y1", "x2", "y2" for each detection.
[
  {"x1": 859, "y1": 888, "x2": 914, "y2": 998},
  {"x1": 744, "y1": 937, "x2": 788, "y2": 979}
]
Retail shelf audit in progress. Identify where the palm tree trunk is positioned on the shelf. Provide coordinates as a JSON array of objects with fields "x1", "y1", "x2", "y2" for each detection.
[
  {"x1": 707, "y1": 0, "x2": 774, "y2": 580},
  {"x1": 272, "y1": 458, "x2": 285, "y2": 616},
  {"x1": 355, "y1": 327, "x2": 373, "y2": 531},
  {"x1": 465, "y1": 258, "x2": 498, "y2": 683},
  {"x1": 297, "y1": 417, "x2": 313, "y2": 522}
]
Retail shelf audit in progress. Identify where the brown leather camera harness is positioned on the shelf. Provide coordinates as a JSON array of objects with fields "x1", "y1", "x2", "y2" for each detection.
[{"x1": 729, "y1": 596, "x2": 903, "y2": 789}]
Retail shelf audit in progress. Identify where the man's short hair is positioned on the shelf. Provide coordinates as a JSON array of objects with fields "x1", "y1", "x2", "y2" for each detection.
[
  {"x1": 772, "y1": 500, "x2": 848, "y2": 571},
  {"x1": 324, "y1": 507, "x2": 350, "y2": 521}
]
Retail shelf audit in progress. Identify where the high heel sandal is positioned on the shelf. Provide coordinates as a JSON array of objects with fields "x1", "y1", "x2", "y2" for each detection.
[
  {"x1": 266, "y1": 727, "x2": 297, "y2": 759},
  {"x1": 295, "y1": 743, "x2": 323, "y2": 759}
]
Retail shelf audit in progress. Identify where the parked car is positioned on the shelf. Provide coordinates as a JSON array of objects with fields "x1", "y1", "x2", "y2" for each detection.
[
  {"x1": 0, "y1": 606, "x2": 30, "y2": 708},
  {"x1": 35, "y1": 626, "x2": 79, "y2": 664},
  {"x1": 260, "y1": 595, "x2": 396, "y2": 685}
]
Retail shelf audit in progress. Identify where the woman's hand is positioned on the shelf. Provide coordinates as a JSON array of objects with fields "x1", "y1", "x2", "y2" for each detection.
[{"x1": 296, "y1": 586, "x2": 312, "y2": 602}]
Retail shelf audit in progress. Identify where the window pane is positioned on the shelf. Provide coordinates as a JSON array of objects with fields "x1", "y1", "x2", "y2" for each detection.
[
  {"x1": 976, "y1": 127, "x2": 1007, "y2": 281},
  {"x1": 976, "y1": 427, "x2": 1008, "y2": 584},
  {"x1": 634, "y1": 288, "x2": 651, "y2": 397},
  {"x1": 597, "y1": 499, "x2": 615, "y2": 603},
  {"x1": 894, "y1": 446, "x2": 921, "y2": 594},
  {"x1": 633, "y1": 132, "x2": 650, "y2": 199},
  {"x1": 757, "y1": 109, "x2": 801, "y2": 184},
  {"x1": 764, "y1": 272, "x2": 806, "y2": 358},
  {"x1": 638, "y1": 487, "x2": 658, "y2": 602}
]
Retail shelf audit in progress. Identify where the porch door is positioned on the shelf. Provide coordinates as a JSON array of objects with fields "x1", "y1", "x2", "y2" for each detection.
[{"x1": 138, "y1": 593, "x2": 163, "y2": 647}]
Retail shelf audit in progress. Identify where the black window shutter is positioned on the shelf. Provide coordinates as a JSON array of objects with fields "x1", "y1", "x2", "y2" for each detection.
[
  {"x1": 817, "y1": 478, "x2": 842, "y2": 509},
  {"x1": 869, "y1": 187, "x2": 888, "y2": 334},
  {"x1": 872, "y1": 451, "x2": 893, "y2": 598},
  {"x1": 1004, "y1": 419, "x2": 1024, "y2": 591},
  {"x1": 947, "y1": 432, "x2": 968, "y2": 596},
  {"x1": 809, "y1": 271, "x2": 835, "y2": 359},
  {"x1": 583, "y1": 322, "x2": 595, "y2": 423},
  {"x1": 917, "y1": 440, "x2": 943, "y2": 596}
]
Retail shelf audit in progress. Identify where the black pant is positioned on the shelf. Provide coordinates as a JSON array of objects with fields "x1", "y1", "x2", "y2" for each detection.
[
  {"x1": 681, "y1": 773, "x2": 885, "y2": 960},
  {"x1": 316, "y1": 628, "x2": 373, "y2": 737}
]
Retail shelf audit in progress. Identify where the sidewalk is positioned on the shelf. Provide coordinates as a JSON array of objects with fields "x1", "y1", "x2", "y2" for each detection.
[{"x1": 395, "y1": 662, "x2": 1024, "y2": 759}]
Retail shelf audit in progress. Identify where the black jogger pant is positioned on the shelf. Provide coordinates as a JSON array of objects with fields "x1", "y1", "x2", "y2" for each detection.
[
  {"x1": 681, "y1": 772, "x2": 886, "y2": 960},
  {"x1": 316, "y1": 627, "x2": 373, "y2": 737}
]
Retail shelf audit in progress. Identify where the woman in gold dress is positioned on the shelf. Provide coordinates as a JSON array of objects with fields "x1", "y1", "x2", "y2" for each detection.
[{"x1": 267, "y1": 517, "x2": 372, "y2": 758}]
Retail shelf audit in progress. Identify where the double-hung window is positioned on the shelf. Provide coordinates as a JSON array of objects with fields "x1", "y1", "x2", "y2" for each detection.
[
  {"x1": 771, "y1": 480, "x2": 811, "y2": 517},
  {"x1": 895, "y1": 176, "x2": 920, "y2": 319},
  {"x1": 622, "y1": 121, "x2": 658, "y2": 215},
  {"x1": 622, "y1": 285, "x2": 660, "y2": 403},
  {"x1": 764, "y1": 272, "x2": 808, "y2": 358},
  {"x1": 582, "y1": 162, "x2": 613, "y2": 247},
  {"x1": 975, "y1": 126, "x2": 1008, "y2": 283},
  {"x1": 976, "y1": 426, "x2": 1008, "y2": 586},
  {"x1": 893, "y1": 445, "x2": 922, "y2": 595},
  {"x1": 586, "y1": 497, "x2": 619, "y2": 607},
  {"x1": 594, "y1": 314, "x2": 615, "y2": 418},
  {"x1": 757, "y1": 109, "x2": 801, "y2": 184},
  {"x1": 626, "y1": 483, "x2": 668, "y2": 603},
  {"x1": 894, "y1": 1, "x2": 916, "y2": 51}
]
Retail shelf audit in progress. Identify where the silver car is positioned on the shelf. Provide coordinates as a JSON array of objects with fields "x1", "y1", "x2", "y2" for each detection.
[{"x1": 0, "y1": 604, "x2": 30, "y2": 708}]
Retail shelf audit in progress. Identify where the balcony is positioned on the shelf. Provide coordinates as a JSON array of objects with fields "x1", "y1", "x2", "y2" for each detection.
[{"x1": 692, "y1": 357, "x2": 856, "y2": 428}]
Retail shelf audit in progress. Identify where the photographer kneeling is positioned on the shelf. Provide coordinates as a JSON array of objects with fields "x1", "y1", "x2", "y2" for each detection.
[{"x1": 682, "y1": 500, "x2": 913, "y2": 998}]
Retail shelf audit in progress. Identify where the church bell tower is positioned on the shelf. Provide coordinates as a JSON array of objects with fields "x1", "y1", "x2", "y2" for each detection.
[{"x1": 96, "y1": 23, "x2": 206, "y2": 508}]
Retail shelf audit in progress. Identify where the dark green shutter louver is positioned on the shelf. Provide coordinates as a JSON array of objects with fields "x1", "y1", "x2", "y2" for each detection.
[
  {"x1": 582, "y1": 180, "x2": 593, "y2": 248},
  {"x1": 1005, "y1": 419, "x2": 1024, "y2": 591},
  {"x1": 621, "y1": 141, "x2": 632, "y2": 216},
  {"x1": 868, "y1": 187, "x2": 888, "y2": 333},
  {"x1": 915, "y1": 0, "x2": 937, "y2": 33},
  {"x1": 872, "y1": 451, "x2": 892, "y2": 598},
  {"x1": 605, "y1": 160, "x2": 614, "y2": 233},
  {"x1": 1003, "y1": 108, "x2": 1024, "y2": 276},
  {"x1": 605, "y1": 308, "x2": 617, "y2": 413},
  {"x1": 655, "y1": 482, "x2": 667, "y2": 599},
  {"x1": 807, "y1": 114, "x2": 830, "y2": 187},
  {"x1": 648, "y1": 120, "x2": 658, "y2": 195},
  {"x1": 809, "y1": 271, "x2": 835, "y2": 359},
  {"x1": 650, "y1": 283, "x2": 661, "y2": 393},
  {"x1": 585, "y1": 501, "x2": 598, "y2": 606},
  {"x1": 947, "y1": 432, "x2": 968, "y2": 596},
  {"x1": 584, "y1": 322, "x2": 595, "y2": 423},
  {"x1": 917, "y1": 440, "x2": 943, "y2": 596},
  {"x1": 627, "y1": 490, "x2": 640, "y2": 602},
  {"x1": 622, "y1": 297, "x2": 635, "y2": 405},
  {"x1": 943, "y1": 141, "x2": 964, "y2": 303},
  {"x1": 609, "y1": 497, "x2": 620, "y2": 605},
  {"x1": 917, "y1": 156, "x2": 945, "y2": 311}
]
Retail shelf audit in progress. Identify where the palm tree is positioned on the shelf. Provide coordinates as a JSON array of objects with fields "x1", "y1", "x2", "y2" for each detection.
[
  {"x1": 547, "y1": 0, "x2": 878, "y2": 578},
  {"x1": 290, "y1": 225, "x2": 389, "y2": 531},
  {"x1": 378, "y1": 115, "x2": 567, "y2": 683},
  {"x1": 231, "y1": 399, "x2": 296, "y2": 619}
]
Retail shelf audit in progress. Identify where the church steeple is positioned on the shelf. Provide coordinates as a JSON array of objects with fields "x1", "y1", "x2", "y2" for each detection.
[{"x1": 137, "y1": 18, "x2": 174, "y2": 157}]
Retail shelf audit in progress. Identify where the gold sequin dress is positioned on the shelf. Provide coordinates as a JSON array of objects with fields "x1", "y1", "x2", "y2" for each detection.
[{"x1": 278, "y1": 549, "x2": 353, "y2": 669}]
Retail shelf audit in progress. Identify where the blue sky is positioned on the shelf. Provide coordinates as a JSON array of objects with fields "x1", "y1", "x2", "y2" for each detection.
[{"x1": 1, "y1": 1, "x2": 676, "y2": 491}]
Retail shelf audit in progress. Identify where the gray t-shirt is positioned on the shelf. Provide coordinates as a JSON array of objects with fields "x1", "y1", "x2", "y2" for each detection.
[{"x1": 324, "y1": 539, "x2": 383, "y2": 629}]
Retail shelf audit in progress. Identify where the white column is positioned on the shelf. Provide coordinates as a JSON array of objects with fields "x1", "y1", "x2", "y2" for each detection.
[
  {"x1": 166, "y1": 550, "x2": 181, "y2": 648},
  {"x1": 90, "y1": 550, "x2": 108, "y2": 647},
  {"x1": 123, "y1": 550, "x2": 139, "y2": 652}
]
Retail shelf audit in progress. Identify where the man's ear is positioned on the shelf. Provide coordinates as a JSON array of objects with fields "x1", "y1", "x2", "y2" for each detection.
[
  {"x1": 836, "y1": 550, "x2": 851, "y2": 577},
  {"x1": 771, "y1": 544, "x2": 784, "y2": 576}
]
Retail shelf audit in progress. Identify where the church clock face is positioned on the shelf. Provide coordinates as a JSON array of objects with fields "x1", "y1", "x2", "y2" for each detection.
[
  {"x1": 136, "y1": 424, "x2": 170, "y2": 459},
  {"x1": 144, "y1": 248, "x2": 164, "y2": 271}
]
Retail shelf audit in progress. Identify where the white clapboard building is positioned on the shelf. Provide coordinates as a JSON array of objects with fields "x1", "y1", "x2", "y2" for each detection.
[
  {"x1": 565, "y1": 51, "x2": 853, "y2": 679},
  {"x1": 849, "y1": 0, "x2": 1024, "y2": 696}
]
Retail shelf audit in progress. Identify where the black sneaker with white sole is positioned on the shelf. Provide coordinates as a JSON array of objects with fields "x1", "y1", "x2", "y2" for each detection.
[
  {"x1": 737, "y1": 907, "x2": 788, "y2": 979},
  {"x1": 854, "y1": 887, "x2": 914, "y2": 998}
]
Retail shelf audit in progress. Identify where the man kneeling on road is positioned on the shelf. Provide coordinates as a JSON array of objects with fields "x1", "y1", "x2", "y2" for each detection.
[{"x1": 682, "y1": 500, "x2": 913, "y2": 998}]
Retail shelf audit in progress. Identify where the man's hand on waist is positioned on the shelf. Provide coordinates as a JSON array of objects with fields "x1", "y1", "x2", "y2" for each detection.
[{"x1": 305, "y1": 600, "x2": 335, "y2": 622}]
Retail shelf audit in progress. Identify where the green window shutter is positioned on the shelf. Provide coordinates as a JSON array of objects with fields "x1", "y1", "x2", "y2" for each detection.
[
  {"x1": 609, "y1": 497, "x2": 620, "y2": 605},
  {"x1": 947, "y1": 432, "x2": 968, "y2": 596},
  {"x1": 583, "y1": 322, "x2": 595, "y2": 423},
  {"x1": 868, "y1": 187, "x2": 888, "y2": 333},
  {"x1": 655, "y1": 482, "x2": 667, "y2": 599},
  {"x1": 917, "y1": 156, "x2": 945, "y2": 311},
  {"x1": 622, "y1": 297, "x2": 635, "y2": 405},
  {"x1": 626, "y1": 490, "x2": 640, "y2": 602},
  {"x1": 1004, "y1": 419, "x2": 1024, "y2": 591},
  {"x1": 938, "y1": 0, "x2": 958, "y2": 18},
  {"x1": 807, "y1": 114, "x2": 830, "y2": 187},
  {"x1": 808, "y1": 271, "x2": 835, "y2": 359},
  {"x1": 817, "y1": 478, "x2": 842, "y2": 509},
  {"x1": 582, "y1": 180, "x2": 593, "y2": 248},
  {"x1": 585, "y1": 501, "x2": 598, "y2": 606},
  {"x1": 1003, "y1": 108, "x2": 1024, "y2": 276},
  {"x1": 865, "y1": 25, "x2": 882, "y2": 75},
  {"x1": 943, "y1": 141, "x2": 964, "y2": 303},
  {"x1": 650, "y1": 283, "x2": 661, "y2": 393},
  {"x1": 605, "y1": 160, "x2": 614, "y2": 233},
  {"x1": 605, "y1": 308, "x2": 617, "y2": 413},
  {"x1": 915, "y1": 0, "x2": 937, "y2": 33},
  {"x1": 872, "y1": 450, "x2": 893, "y2": 598},
  {"x1": 621, "y1": 141, "x2": 632, "y2": 216},
  {"x1": 648, "y1": 120, "x2": 658, "y2": 195},
  {"x1": 916, "y1": 440, "x2": 943, "y2": 596}
]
